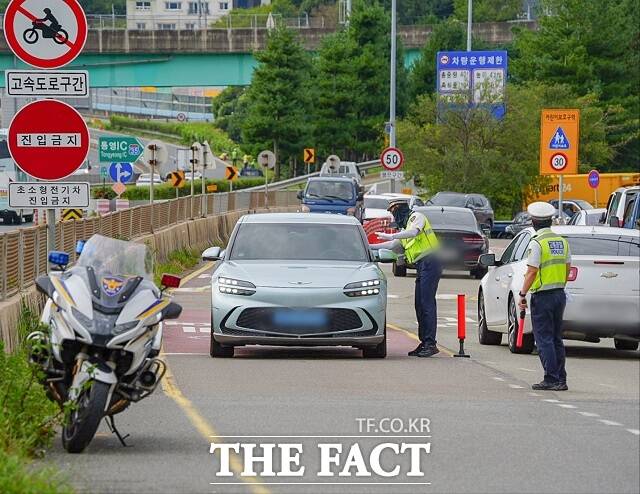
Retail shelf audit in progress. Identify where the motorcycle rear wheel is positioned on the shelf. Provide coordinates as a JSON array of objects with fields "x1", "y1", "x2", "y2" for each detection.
[
  {"x1": 62, "y1": 381, "x2": 110, "y2": 453},
  {"x1": 54, "y1": 28, "x2": 69, "y2": 44}
]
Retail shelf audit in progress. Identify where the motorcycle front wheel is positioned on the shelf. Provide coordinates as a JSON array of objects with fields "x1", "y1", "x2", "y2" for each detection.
[
  {"x1": 62, "y1": 381, "x2": 109, "y2": 453},
  {"x1": 53, "y1": 28, "x2": 69, "y2": 44},
  {"x1": 23, "y1": 28, "x2": 38, "y2": 44}
]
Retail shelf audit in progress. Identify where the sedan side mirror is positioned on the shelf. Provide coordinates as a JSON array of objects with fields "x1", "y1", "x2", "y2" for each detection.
[
  {"x1": 478, "y1": 253, "x2": 496, "y2": 267},
  {"x1": 202, "y1": 246, "x2": 222, "y2": 261},
  {"x1": 296, "y1": 190, "x2": 304, "y2": 200},
  {"x1": 372, "y1": 249, "x2": 397, "y2": 263}
]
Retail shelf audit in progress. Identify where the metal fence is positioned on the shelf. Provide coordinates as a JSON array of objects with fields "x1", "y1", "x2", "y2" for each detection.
[{"x1": 0, "y1": 190, "x2": 299, "y2": 301}]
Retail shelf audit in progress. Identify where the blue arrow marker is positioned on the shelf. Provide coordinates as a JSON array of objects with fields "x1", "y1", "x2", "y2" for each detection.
[
  {"x1": 549, "y1": 127, "x2": 570, "y2": 150},
  {"x1": 109, "y1": 162, "x2": 133, "y2": 184}
]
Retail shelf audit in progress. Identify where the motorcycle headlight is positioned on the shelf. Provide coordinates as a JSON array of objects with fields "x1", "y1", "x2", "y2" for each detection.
[
  {"x1": 344, "y1": 279, "x2": 381, "y2": 297},
  {"x1": 71, "y1": 307, "x2": 92, "y2": 328},
  {"x1": 113, "y1": 321, "x2": 139, "y2": 335},
  {"x1": 218, "y1": 277, "x2": 256, "y2": 296}
]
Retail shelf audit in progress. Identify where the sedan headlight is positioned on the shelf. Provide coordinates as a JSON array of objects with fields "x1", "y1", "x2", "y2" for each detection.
[
  {"x1": 218, "y1": 277, "x2": 256, "y2": 296},
  {"x1": 344, "y1": 279, "x2": 381, "y2": 297}
]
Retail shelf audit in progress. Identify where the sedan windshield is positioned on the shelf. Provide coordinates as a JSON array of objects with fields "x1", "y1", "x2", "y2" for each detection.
[
  {"x1": 230, "y1": 223, "x2": 369, "y2": 261},
  {"x1": 364, "y1": 197, "x2": 390, "y2": 210},
  {"x1": 306, "y1": 181, "x2": 353, "y2": 201},
  {"x1": 428, "y1": 193, "x2": 467, "y2": 207}
]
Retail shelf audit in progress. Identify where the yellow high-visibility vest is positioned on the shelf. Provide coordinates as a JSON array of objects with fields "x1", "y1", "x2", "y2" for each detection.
[
  {"x1": 530, "y1": 228, "x2": 570, "y2": 292},
  {"x1": 400, "y1": 212, "x2": 439, "y2": 264}
]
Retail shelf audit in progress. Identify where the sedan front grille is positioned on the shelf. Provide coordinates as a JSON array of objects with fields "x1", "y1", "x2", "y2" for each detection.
[{"x1": 235, "y1": 307, "x2": 363, "y2": 335}]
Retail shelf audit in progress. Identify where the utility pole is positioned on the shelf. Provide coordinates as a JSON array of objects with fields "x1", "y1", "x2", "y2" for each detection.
[
  {"x1": 466, "y1": 0, "x2": 473, "y2": 51},
  {"x1": 389, "y1": 0, "x2": 397, "y2": 193}
]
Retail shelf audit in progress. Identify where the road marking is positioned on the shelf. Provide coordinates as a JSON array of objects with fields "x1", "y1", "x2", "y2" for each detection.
[
  {"x1": 387, "y1": 294, "x2": 399, "y2": 299},
  {"x1": 386, "y1": 323, "x2": 456, "y2": 357},
  {"x1": 492, "y1": 377, "x2": 505, "y2": 382},
  {"x1": 199, "y1": 328, "x2": 209, "y2": 333},
  {"x1": 183, "y1": 326, "x2": 196, "y2": 333},
  {"x1": 543, "y1": 399, "x2": 560, "y2": 403},
  {"x1": 198, "y1": 274, "x2": 210, "y2": 279},
  {"x1": 557, "y1": 404, "x2": 577, "y2": 409},
  {"x1": 166, "y1": 261, "x2": 214, "y2": 294},
  {"x1": 508, "y1": 384, "x2": 524, "y2": 389},
  {"x1": 518, "y1": 368, "x2": 536, "y2": 372},
  {"x1": 164, "y1": 321, "x2": 180, "y2": 326},
  {"x1": 528, "y1": 392, "x2": 541, "y2": 397},
  {"x1": 627, "y1": 429, "x2": 640, "y2": 436},
  {"x1": 174, "y1": 286, "x2": 209, "y2": 293},
  {"x1": 577, "y1": 412, "x2": 600, "y2": 418},
  {"x1": 161, "y1": 360, "x2": 269, "y2": 494},
  {"x1": 598, "y1": 419, "x2": 623, "y2": 427},
  {"x1": 598, "y1": 383, "x2": 616, "y2": 388}
]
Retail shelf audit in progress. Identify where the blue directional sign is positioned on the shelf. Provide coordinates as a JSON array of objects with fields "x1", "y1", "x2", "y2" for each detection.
[
  {"x1": 108, "y1": 162, "x2": 133, "y2": 184},
  {"x1": 436, "y1": 50, "x2": 508, "y2": 119},
  {"x1": 549, "y1": 127, "x2": 570, "y2": 149}
]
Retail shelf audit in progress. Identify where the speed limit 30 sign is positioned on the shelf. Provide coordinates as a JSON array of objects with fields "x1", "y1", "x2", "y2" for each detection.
[{"x1": 381, "y1": 147, "x2": 404, "y2": 171}]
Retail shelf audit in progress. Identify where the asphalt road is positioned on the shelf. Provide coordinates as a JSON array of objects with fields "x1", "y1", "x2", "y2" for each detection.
[{"x1": 46, "y1": 239, "x2": 640, "y2": 494}]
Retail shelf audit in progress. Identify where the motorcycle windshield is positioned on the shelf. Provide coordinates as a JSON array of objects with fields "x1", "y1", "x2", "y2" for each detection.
[{"x1": 77, "y1": 235, "x2": 153, "y2": 281}]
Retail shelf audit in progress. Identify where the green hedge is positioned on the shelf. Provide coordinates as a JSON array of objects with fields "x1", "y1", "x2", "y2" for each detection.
[
  {"x1": 107, "y1": 115, "x2": 239, "y2": 155},
  {"x1": 92, "y1": 177, "x2": 265, "y2": 200}
]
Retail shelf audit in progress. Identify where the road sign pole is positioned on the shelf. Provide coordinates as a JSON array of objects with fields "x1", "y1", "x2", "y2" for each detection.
[
  {"x1": 389, "y1": 0, "x2": 397, "y2": 194},
  {"x1": 201, "y1": 147, "x2": 208, "y2": 217},
  {"x1": 150, "y1": 146, "x2": 155, "y2": 232},
  {"x1": 466, "y1": 0, "x2": 473, "y2": 51},
  {"x1": 190, "y1": 146, "x2": 196, "y2": 219},
  {"x1": 558, "y1": 175, "x2": 564, "y2": 225}
]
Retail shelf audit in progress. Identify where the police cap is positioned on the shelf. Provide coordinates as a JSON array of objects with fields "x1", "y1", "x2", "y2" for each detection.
[{"x1": 527, "y1": 201, "x2": 556, "y2": 220}]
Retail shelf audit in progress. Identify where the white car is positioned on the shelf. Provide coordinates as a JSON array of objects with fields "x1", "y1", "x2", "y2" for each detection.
[
  {"x1": 605, "y1": 186, "x2": 639, "y2": 227},
  {"x1": 136, "y1": 173, "x2": 164, "y2": 187},
  {"x1": 567, "y1": 208, "x2": 606, "y2": 226},
  {"x1": 183, "y1": 171, "x2": 202, "y2": 181},
  {"x1": 362, "y1": 193, "x2": 423, "y2": 221},
  {"x1": 477, "y1": 226, "x2": 640, "y2": 353},
  {"x1": 319, "y1": 161, "x2": 363, "y2": 184}
]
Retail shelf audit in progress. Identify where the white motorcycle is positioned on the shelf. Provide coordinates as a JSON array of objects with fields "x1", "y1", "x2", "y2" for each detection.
[{"x1": 30, "y1": 234, "x2": 182, "y2": 453}]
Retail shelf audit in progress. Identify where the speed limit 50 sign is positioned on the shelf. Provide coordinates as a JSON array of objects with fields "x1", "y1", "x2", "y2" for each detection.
[{"x1": 381, "y1": 147, "x2": 404, "y2": 171}]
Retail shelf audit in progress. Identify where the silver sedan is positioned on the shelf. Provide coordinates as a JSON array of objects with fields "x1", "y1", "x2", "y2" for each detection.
[{"x1": 202, "y1": 213, "x2": 395, "y2": 358}]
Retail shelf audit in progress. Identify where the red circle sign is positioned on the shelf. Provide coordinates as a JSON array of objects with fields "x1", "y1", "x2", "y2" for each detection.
[
  {"x1": 8, "y1": 100, "x2": 89, "y2": 180},
  {"x1": 3, "y1": 0, "x2": 87, "y2": 69},
  {"x1": 380, "y1": 147, "x2": 404, "y2": 171},
  {"x1": 549, "y1": 152, "x2": 568, "y2": 172}
]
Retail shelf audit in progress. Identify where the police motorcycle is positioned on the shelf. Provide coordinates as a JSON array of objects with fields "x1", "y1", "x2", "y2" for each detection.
[{"x1": 29, "y1": 235, "x2": 182, "y2": 453}]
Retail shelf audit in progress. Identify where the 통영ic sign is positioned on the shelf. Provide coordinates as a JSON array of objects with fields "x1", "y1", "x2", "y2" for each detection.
[
  {"x1": 3, "y1": 0, "x2": 88, "y2": 69},
  {"x1": 8, "y1": 99, "x2": 89, "y2": 180}
]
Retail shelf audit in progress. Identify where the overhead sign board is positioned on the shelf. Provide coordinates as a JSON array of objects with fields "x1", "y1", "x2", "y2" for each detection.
[
  {"x1": 99, "y1": 136, "x2": 143, "y2": 163},
  {"x1": 437, "y1": 50, "x2": 507, "y2": 119},
  {"x1": 109, "y1": 162, "x2": 133, "y2": 184},
  {"x1": 540, "y1": 109, "x2": 579, "y2": 175},
  {"x1": 9, "y1": 182, "x2": 89, "y2": 208},
  {"x1": 380, "y1": 147, "x2": 404, "y2": 171},
  {"x1": 8, "y1": 99, "x2": 89, "y2": 180},
  {"x1": 5, "y1": 69, "x2": 88, "y2": 97},
  {"x1": 3, "y1": 0, "x2": 88, "y2": 69}
]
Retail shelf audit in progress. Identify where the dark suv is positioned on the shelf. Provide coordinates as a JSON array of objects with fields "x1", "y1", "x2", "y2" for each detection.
[{"x1": 427, "y1": 192, "x2": 494, "y2": 230}]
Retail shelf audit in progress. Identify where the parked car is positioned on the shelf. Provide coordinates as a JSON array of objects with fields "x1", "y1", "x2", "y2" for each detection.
[
  {"x1": 567, "y1": 208, "x2": 606, "y2": 226},
  {"x1": 201, "y1": 213, "x2": 394, "y2": 358},
  {"x1": 392, "y1": 206, "x2": 489, "y2": 279},
  {"x1": 298, "y1": 177, "x2": 364, "y2": 222},
  {"x1": 604, "y1": 186, "x2": 640, "y2": 227},
  {"x1": 548, "y1": 199, "x2": 593, "y2": 220},
  {"x1": 427, "y1": 192, "x2": 494, "y2": 230},
  {"x1": 363, "y1": 193, "x2": 423, "y2": 221},
  {"x1": 240, "y1": 166, "x2": 264, "y2": 177},
  {"x1": 622, "y1": 193, "x2": 640, "y2": 230},
  {"x1": 504, "y1": 212, "x2": 532, "y2": 238},
  {"x1": 136, "y1": 173, "x2": 164, "y2": 187},
  {"x1": 477, "y1": 226, "x2": 640, "y2": 353}
]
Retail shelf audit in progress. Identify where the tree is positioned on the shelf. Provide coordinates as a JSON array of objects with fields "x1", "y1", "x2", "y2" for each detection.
[
  {"x1": 511, "y1": 0, "x2": 639, "y2": 171},
  {"x1": 397, "y1": 83, "x2": 611, "y2": 218},
  {"x1": 212, "y1": 87, "x2": 248, "y2": 143},
  {"x1": 240, "y1": 27, "x2": 313, "y2": 180},
  {"x1": 453, "y1": 0, "x2": 523, "y2": 22}
]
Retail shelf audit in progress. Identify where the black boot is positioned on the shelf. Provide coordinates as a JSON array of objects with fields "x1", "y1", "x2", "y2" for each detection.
[{"x1": 408, "y1": 343, "x2": 424, "y2": 356}]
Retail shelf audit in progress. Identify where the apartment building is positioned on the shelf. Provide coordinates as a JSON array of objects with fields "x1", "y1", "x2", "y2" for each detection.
[{"x1": 126, "y1": 0, "x2": 232, "y2": 30}]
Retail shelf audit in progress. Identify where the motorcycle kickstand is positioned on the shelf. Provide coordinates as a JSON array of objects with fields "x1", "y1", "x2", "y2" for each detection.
[{"x1": 105, "y1": 415, "x2": 130, "y2": 447}]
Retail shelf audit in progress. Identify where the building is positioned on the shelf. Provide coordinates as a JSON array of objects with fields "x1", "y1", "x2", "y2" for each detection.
[{"x1": 126, "y1": 0, "x2": 232, "y2": 30}]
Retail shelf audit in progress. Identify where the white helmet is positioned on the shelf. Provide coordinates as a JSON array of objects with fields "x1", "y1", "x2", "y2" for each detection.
[{"x1": 527, "y1": 201, "x2": 556, "y2": 220}]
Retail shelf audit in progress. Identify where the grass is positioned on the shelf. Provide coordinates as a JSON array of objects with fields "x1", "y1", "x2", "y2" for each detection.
[
  {"x1": 153, "y1": 248, "x2": 202, "y2": 286},
  {"x1": 0, "y1": 304, "x2": 72, "y2": 493}
]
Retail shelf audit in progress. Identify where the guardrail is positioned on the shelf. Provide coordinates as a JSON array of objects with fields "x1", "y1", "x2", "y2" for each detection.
[{"x1": 0, "y1": 190, "x2": 299, "y2": 301}]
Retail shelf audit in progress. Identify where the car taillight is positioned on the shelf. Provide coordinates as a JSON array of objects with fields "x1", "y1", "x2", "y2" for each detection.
[
  {"x1": 567, "y1": 267, "x2": 578, "y2": 282},
  {"x1": 463, "y1": 235, "x2": 484, "y2": 244}
]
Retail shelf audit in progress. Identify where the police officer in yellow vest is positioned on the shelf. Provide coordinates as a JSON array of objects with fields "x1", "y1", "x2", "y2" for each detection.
[
  {"x1": 372, "y1": 200, "x2": 442, "y2": 357},
  {"x1": 518, "y1": 202, "x2": 572, "y2": 391}
]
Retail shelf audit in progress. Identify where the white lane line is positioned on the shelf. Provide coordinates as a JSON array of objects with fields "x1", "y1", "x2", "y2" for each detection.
[
  {"x1": 508, "y1": 384, "x2": 524, "y2": 389},
  {"x1": 492, "y1": 377, "x2": 505, "y2": 382},
  {"x1": 627, "y1": 429, "x2": 640, "y2": 436},
  {"x1": 598, "y1": 383, "x2": 616, "y2": 388},
  {"x1": 577, "y1": 412, "x2": 600, "y2": 418},
  {"x1": 483, "y1": 361, "x2": 497, "y2": 365},
  {"x1": 543, "y1": 399, "x2": 560, "y2": 403},
  {"x1": 557, "y1": 404, "x2": 577, "y2": 409},
  {"x1": 198, "y1": 274, "x2": 210, "y2": 279},
  {"x1": 528, "y1": 392, "x2": 541, "y2": 397},
  {"x1": 183, "y1": 326, "x2": 196, "y2": 333},
  {"x1": 387, "y1": 294, "x2": 399, "y2": 299},
  {"x1": 598, "y1": 420, "x2": 623, "y2": 427},
  {"x1": 164, "y1": 321, "x2": 180, "y2": 326},
  {"x1": 518, "y1": 368, "x2": 536, "y2": 372},
  {"x1": 436, "y1": 294, "x2": 458, "y2": 300},
  {"x1": 199, "y1": 328, "x2": 209, "y2": 333}
]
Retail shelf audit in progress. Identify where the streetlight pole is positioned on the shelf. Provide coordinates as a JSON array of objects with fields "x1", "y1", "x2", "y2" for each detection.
[
  {"x1": 389, "y1": 0, "x2": 397, "y2": 193},
  {"x1": 466, "y1": 0, "x2": 473, "y2": 51}
]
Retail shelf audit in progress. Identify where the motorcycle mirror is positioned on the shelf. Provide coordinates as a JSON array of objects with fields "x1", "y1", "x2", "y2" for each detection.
[
  {"x1": 75, "y1": 240, "x2": 86, "y2": 255},
  {"x1": 48, "y1": 251, "x2": 69, "y2": 269},
  {"x1": 160, "y1": 274, "x2": 181, "y2": 289}
]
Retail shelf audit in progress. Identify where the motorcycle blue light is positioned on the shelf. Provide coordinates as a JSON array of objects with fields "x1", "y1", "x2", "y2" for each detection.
[
  {"x1": 75, "y1": 240, "x2": 86, "y2": 255},
  {"x1": 48, "y1": 251, "x2": 69, "y2": 267}
]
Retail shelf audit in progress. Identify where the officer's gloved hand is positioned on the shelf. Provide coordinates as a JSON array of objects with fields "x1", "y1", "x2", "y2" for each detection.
[{"x1": 376, "y1": 232, "x2": 394, "y2": 241}]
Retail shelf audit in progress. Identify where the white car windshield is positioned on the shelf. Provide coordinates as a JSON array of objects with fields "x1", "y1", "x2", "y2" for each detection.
[
  {"x1": 78, "y1": 234, "x2": 153, "y2": 280},
  {"x1": 230, "y1": 223, "x2": 368, "y2": 261}
]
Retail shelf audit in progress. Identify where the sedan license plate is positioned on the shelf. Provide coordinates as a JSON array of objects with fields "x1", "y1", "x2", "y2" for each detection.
[{"x1": 273, "y1": 309, "x2": 328, "y2": 328}]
